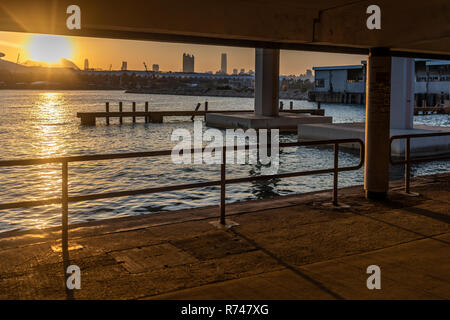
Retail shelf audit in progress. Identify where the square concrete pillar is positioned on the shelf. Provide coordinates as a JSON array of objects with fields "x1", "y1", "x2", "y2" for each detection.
[
  {"x1": 364, "y1": 48, "x2": 391, "y2": 200},
  {"x1": 390, "y1": 57, "x2": 415, "y2": 129},
  {"x1": 255, "y1": 48, "x2": 279, "y2": 117}
]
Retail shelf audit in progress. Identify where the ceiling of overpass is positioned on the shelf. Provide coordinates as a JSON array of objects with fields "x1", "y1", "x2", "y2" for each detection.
[{"x1": 0, "y1": 0, "x2": 449, "y2": 58}]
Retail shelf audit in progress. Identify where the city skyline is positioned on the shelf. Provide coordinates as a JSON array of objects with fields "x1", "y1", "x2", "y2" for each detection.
[{"x1": 0, "y1": 31, "x2": 365, "y2": 75}]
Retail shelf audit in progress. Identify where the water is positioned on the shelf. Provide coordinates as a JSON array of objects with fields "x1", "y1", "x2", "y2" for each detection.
[{"x1": 0, "y1": 90, "x2": 448, "y2": 233}]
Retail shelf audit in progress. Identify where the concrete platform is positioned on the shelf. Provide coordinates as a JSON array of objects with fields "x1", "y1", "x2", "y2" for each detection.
[
  {"x1": 206, "y1": 112, "x2": 332, "y2": 132},
  {"x1": 298, "y1": 123, "x2": 450, "y2": 157},
  {"x1": 0, "y1": 173, "x2": 448, "y2": 300}
]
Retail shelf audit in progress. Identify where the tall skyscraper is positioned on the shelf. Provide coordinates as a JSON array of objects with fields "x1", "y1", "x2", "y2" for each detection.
[
  {"x1": 221, "y1": 53, "x2": 227, "y2": 74},
  {"x1": 152, "y1": 64, "x2": 160, "y2": 72},
  {"x1": 84, "y1": 58, "x2": 89, "y2": 71},
  {"x1": 121, "y1": 61, "x2": 127, "y2": 71},
  {"x1": 182, "y1": 53, "x2": 195, "y2": 73}
]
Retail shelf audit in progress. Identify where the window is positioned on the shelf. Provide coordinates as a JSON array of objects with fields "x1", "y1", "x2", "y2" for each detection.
[
  {"x1": 315, "y1": 79, "x2": 325, "y2": 88},
  {"x1": 347, "y1": 69, "x2": 363, "y2": 82}
]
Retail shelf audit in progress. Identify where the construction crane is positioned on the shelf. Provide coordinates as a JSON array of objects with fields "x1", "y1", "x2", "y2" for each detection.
[
  {"x1": 143, "y1": 62, "x2": 149, "y2": 75},
  {"x1": 143, "y1": 61, "x2": 154, "y2": 86}
]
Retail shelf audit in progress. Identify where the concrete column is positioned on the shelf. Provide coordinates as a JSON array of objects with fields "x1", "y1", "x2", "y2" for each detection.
[
  {"x1": 364, "y1": 48, "x2": 392, "y2": 200},
  {"x1": 255, "y1": 48, "x2": 279, "y2": 117},
  {"x1": 390, "y1": 57, "x2": 415, "y2": 129}
]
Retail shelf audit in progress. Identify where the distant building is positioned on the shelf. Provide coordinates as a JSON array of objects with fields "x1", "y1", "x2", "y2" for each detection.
[
  {"x1": 183, "y1": 53, "x2": 194, "y2": 73},
  {"x1": 311, "y1": 62, "x2": 366, "y2": 104},
  {"x1": 121, "y1": 61, "x2": 127, "y2": 71},
  {"x1": 152, "y1": 64, "x2": 159, "y2": 72},
  {"x1": 232, "y1": 68, "x2": 238, "y2": 75},
  {"x1": 84, "y1": 59, "x2": 89, "y2": 71},
  {"x1": 239, "y1": 68, "x2": 245, "y2": 75},
  {"x1": 220, "y1": 53, "x2": 227, "y2": 74}
]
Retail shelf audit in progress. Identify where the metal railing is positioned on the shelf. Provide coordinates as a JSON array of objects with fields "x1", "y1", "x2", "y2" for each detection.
[
  {"x1": 390, "y1": 132, "x2": 450, "y2": 193},
  {"x1": 0, "y1": 138, "x2": 364, "y2": 235}
]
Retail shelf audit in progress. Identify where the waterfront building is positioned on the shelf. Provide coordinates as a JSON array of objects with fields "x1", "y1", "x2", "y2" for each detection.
[
  {"x1": 311, "y1": 59, "x2": 450, "y2": 105},
  {"x1": 152, "y1": 64, "x2": 159, "y2": 72}
]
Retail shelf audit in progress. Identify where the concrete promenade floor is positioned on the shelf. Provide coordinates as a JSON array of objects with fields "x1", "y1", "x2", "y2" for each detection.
[{"x1": 0, "y1": 173, "x2": 448, "y2": 299}]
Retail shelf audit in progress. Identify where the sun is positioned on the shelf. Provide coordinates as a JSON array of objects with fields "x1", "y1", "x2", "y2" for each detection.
[{"x1": 26, "y1": 34, "x2": 73, "y2": 64}]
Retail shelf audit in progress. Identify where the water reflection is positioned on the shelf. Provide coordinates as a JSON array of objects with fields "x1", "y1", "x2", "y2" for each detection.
[{"x1": 0, "y1": 90, "x2": 447, "y2": 233}]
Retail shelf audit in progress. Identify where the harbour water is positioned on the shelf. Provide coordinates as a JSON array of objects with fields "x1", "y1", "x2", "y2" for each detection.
[{"x1": 0, "y1": 90, "x2": 448, "y2": 233}]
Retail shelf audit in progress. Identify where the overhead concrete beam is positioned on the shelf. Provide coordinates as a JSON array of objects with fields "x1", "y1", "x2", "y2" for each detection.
[
  {"x1": 314, "y1": 0, "x2": 450, "y2": 55},
  {"x1": 0, "y1": 0, "x2": 317, "y2": 43},
  {"x1": 0, "y1": 0, "x2": 449, "y2": 57}
]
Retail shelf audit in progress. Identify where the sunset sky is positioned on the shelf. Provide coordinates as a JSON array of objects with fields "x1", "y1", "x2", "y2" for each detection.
[{"x1": 0, "y1": 31, "x2": 366, "y2": 74}]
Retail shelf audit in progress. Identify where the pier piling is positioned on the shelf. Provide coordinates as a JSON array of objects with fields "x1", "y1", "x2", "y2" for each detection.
[
  {"x1": 119, "y1": 102, "x2": 123, "y2": 124},
  {"x1": 145, "y1": 102, "x2": 149, "y2": 123},
  {"x1": 106, "y1": 102, "x2": 110, "y2": 126},
  {"x1": 132, "y1": 102, "x2": 136, "y2": 123}
]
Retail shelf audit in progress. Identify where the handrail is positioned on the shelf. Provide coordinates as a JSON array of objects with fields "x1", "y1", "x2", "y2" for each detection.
[
  {"x1": 0, "y1": 138, "x2": 364, "y2": 228},
  {"x1": 389, "y1": 132, "x2": 450, "y2": 193}
]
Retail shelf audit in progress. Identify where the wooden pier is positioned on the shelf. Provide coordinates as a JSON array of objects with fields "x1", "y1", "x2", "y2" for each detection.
[
  {"x1": 414, "y1": 106, "x2": 450, "y2": 115},
  {"x1": 77, "y1": 102, "x2": 325, "y2": 125}
]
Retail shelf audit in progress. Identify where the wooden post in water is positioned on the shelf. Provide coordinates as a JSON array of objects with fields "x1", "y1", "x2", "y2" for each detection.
[
  {"x1": 145, "y1": 101, "x2": 149, "y2": 123},
  {"x1": 290, "y1": 101, "x2": 293, "y2": 110},
  {"x1": 191, "y1": 103, "x2": 201, "y2": 121},
  {"x1": 132, "y1": 102, "x2": 136, "y2": 123},
  {"x1": 119, "y1": 102, "x2": 123, "y2": 124},
  {"x1": 106, "y1": 102, "x2": 110, "y2": 125},
  {"x1": 205, "y1": 101, "x2": 208, "y2": 112},
  {"x1": 280, "y1": 101, "x2": 283, "y2": 111}
]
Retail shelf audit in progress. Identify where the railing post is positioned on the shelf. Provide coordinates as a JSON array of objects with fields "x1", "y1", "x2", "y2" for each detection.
[
  {"x1": 105, "y1": 102, "x2": 110, "y2": 126},
  {"x1": 119, "y1": 102, "x2": 123, "y2": 124},
  {"x1": 333, "y1": 143, "x2": 339, "y2": 206},
  {"x1": 61, "y1": 160, "x2": 69, "y2": 248},
  {"x1": 220, "y1": 145, "x2": 226, "y2": 225},
  {"x1": 405, "y1": 137, "x2": 411, "y2": 193},
  {"x1": 132, "y1": 102, "x2": 136, "y2": 123}
]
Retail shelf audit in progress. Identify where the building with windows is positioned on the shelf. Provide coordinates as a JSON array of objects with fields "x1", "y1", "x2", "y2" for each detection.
[
  {"x1": 182, "y1": 53, "x2": 194, "y2": 73},
  {"x1": 220, "y1": 53, "x2": 227, "y2": 74},
  {"x1": 310, "y1": 59, "x2": 450, "y2": 105},
  {"x1": 310, "y1": 62, "x2": 366, "y2": 104}
]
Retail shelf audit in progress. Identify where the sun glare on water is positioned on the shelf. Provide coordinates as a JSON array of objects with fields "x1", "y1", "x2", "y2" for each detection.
[{"x1": 26, "y1": 34, "x2": 73, "y2": 64}]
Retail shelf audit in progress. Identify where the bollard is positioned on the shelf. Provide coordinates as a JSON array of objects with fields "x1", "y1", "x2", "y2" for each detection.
[
  {"x1": 290, "y1": 101, "x2": 293, "y2": 110},
  {"x1": 145, "y1": 101, "x2": 149, "y2": 123},
  {"x1": 132, "y1": 102, "x2": 136, "y2": 123}
]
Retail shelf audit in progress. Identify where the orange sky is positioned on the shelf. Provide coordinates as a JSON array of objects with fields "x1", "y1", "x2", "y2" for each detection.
[{"x1": 0, "y1": 31, "x2": 366, "y2": 74}]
